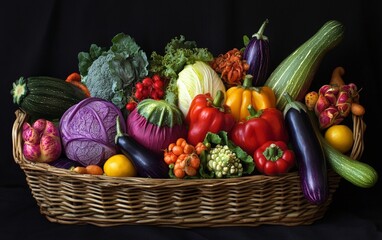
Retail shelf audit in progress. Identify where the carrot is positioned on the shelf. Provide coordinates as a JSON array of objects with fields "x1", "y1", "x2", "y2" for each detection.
[
  {"x1": 351, "y1": 102, "x2": 365, "y2": 116},
  {"x1": 69, "y1": 81, "x2": 91, "y2": 97},
  {"x1": 330, "y1": 66, "x2": 346, "y2": 86},
  {"x1": 71, "y1": 166, "x2": 87, "y2": 174},
  {"x1": 66, "y1": 72, "x2": 91, "y2": 97},
  {"x1": 86, "y1": 165, "x2": 104, "y2": 175},
  {"x1": 66, "y1": 72, "x2": 81, "y2": 82}
]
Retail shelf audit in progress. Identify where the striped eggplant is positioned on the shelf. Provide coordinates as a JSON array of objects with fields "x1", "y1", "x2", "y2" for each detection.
[{"x1": 243, "y1": 19, "x2": 270, "y2": 87}]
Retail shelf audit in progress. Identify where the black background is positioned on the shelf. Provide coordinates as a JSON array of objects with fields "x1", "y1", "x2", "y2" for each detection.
[{"x1": 1, "y1": 0, "x2": 381, "y2": 239}]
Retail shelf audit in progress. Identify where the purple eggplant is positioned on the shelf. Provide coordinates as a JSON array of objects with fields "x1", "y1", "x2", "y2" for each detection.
[
  {"x1": 283, "y1": 93, "x2": 328, "y2": 205},
  {"x1": 243, "y1": 19, "x2": 270, "y2": 86},
  {"x1": 115, "y1": 116, "x2": 169, "y2": 178}
]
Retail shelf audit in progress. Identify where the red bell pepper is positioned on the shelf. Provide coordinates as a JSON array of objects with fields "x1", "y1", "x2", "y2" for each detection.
[
  {"x1": 253, "y1": 140, "x2": 295, "y2": 176},
  {"x1": 186, "y1": 90, "x2": 235, "y2": 146},
  {"x1": 229, "y1": 105, "x2": 289, "y2": 156}
]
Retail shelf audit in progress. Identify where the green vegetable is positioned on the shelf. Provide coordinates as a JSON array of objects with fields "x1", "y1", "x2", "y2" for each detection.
[
  {"x1": 10, "y1": 76, "x2": 87, "y2": 120},
  {"x1": 78, "y1": 33, "x2": 149, "y2": 109},
  {"x1": 199, "y1": 131, "x2": 254, "y2": 178},
  {"x1": 149, "y1": 35, "x2": 214, "y2": 105},
  {"x1": 264, "y1": 20, "x2": 345, "y2": 111},
  {"x1": 176, "y1": 61, "x2": 226, "y2": 117},
  {"x1": 308, "y1": 110, "x2": 378, "y2": 188},
  {"x1": 206, "y1": 144, "x2": 244, "y2": 178}
]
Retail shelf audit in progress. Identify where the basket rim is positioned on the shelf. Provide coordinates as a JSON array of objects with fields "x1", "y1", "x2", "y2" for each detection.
[{"x1": 12, "y1": 108, "x2": 362, "y2": 184}]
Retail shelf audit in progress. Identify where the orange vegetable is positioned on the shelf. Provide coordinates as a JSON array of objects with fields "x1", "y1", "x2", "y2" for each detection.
[
  {"x1": 330, "y1": 66, "x2": 345, "y2": 86},
  {"x1": 195, "y1": 142, "x2": 208, "y2": 155},
  {"x1": 71, "y1": 166, "x2": 87, "y2": 174},
  {"x1": 305, "y1": 91, "x2": 319, "y2": 111},
  {"x1": 210, "y1": 48, "x2": 249, "y2": 87},
  {"x1": 86, "y1": 165, "x2": 104, "y2": 175},
  {"x1": 66, "y1": 72, "x2": 91, "y2": 97},
  {"x1": 351, "y1": 102, "x2": 365, "y2": 116},
  {"x1": 164, "y1": 138, "x2": 202, "y2": 178},
  {"x1": 66, "y1": 72, "x2": 82, "y2": 82}
]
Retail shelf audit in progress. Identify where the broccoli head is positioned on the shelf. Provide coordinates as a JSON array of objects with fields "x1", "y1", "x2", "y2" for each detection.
[{"x1": 79, "y1": 33, "x2": 149, "y2": 109}]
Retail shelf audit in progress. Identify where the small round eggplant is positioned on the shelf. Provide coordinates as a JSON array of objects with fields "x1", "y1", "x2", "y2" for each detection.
[{"x1": 243, "y1": 19, "x2": 270, "y2": 87}]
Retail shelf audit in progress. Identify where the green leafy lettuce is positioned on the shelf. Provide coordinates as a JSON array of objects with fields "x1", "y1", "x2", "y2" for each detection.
[{"x1": 149, "y1": 35, "x2": 214, "y2": 105}]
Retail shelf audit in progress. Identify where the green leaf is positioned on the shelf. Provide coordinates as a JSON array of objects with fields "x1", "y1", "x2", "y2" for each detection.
[
  {"x1": 78, "y1": 43, "x2": 104, "y2": 76},
  {"x1": 243, "y1": 35, "x2": 250, "y2": 47},
  {"x1": 111, "y1": 33, "x2": 140, "y2": 55},
  {"x1": 201, "y1": 131, "x2": 255, "y2": 177}
]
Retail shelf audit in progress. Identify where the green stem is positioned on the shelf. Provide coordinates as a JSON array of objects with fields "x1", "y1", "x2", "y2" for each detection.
[
  {"x1": 253, "y1": 19, "x2": 269, "y2": 40},
  {"x1": 246, "y1": 105, "x2": 263, "y2": 120},
  {"x1": 282, "y1": 92, "x2": 307, "y2": 115},
  {"x1": 242, "y1": 75, "x2": 254, "y2": 88},
  {"x1": 263, "y1": 143, "x2": 283, "y2": 161},
  {"x1": 212, "y1": 90, "x2": 224, "y2": 108}
]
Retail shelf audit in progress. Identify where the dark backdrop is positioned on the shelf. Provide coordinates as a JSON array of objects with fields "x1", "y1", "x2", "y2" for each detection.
[{"x1": 1, "y1": 0, "x2": 381, "y2": 239}]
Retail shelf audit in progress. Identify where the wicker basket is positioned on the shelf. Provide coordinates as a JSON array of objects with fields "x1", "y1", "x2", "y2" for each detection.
[{"x1": 12, "y1": 109, "x2": 365, "y2": 228}]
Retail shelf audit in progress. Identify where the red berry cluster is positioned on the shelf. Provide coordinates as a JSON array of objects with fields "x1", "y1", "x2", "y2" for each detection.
[{"x1": 125, "y1": 74, "x2": 165, "y2": 112}]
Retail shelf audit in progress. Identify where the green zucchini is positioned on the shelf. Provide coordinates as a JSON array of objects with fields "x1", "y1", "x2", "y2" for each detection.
[
  {"x1": 308, "y1": 111, "x2": 378, "y2": 188},
  {"x1": 265, "y1": 20, "x2": 345, "y2": 111},
  {"x1": 11, "y1": 76, "x2": 87, "y2": 120}
]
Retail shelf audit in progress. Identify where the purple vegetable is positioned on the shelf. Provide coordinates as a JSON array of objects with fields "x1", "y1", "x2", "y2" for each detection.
[
  {"x1": 283, "y1": 93, "x2": 328, "y2": 205},
  {"x1": 127, "y1": 99, "x2": 187, "y2": 155},
  {"x1": 318, "y1": 106, "x2": 342, "y2": 129},
  {"x1": 22, "y1": 119, "x2": 62, "y2": 163},
  {"x1": 59, "y1": 97, "x2": 126, "y2": 166},
  {"x1": 116, "y1": 116, "x2": 169, "y2": 178},
  {"x1": 49, "y1": 157, "x2": 82, "y2": 169},
  {"x1": 243, "y1": 19, "x2": 270, "y2": 86}
]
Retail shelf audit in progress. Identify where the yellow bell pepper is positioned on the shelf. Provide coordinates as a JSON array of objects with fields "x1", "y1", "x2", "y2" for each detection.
[{"x1": 225, "y1": 75, "x2": 276, "y2": 122}]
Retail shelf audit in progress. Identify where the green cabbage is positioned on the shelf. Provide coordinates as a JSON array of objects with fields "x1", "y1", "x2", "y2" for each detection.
[{"x1": 176, "y1": 61, "x2": 226, "y2": 117}]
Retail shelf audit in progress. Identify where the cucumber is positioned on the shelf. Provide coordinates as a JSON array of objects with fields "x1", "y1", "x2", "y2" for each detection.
[
  {"x1": 265, "y1": 20, "x2": 345, "y2": 111},
  {"x1": 11, "y1": 76, "x2": 87, "y2": 120},
  {"x1": 308, "y1": 111, "x2": 378, "y2": 188}
]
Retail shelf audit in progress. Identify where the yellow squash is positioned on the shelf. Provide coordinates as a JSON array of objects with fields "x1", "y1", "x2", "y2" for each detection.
[{"x1": 225, "y1": 75, "x2": 276, "y2": 122}]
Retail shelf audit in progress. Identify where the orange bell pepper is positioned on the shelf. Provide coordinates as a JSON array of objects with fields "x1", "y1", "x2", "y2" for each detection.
[{"x1": 225, "y1": 74, "x2": 276, "y2": 122}]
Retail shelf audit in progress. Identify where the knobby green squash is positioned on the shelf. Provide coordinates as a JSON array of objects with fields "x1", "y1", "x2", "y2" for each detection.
[{"x1": 265, "y1": 20, "x2": 345, "y2": 111}]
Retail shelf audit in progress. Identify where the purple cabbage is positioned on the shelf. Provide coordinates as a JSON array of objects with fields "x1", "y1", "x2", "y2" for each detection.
[{"x1": 59, "y1": 97, "x2": 126, "y2": 166}]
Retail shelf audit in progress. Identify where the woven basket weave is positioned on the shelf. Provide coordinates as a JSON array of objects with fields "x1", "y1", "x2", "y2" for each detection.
[{"x1": 12, "y1": 109, "x2": 365, "y2": 228}]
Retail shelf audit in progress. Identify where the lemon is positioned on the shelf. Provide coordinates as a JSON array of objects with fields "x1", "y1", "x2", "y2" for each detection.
[
  {"x1": 324, "y1": 125, "x2": 354, "y2": 153},
  {"x1": 103, "y1": 154, "x2": 137, "y2": 177}
]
